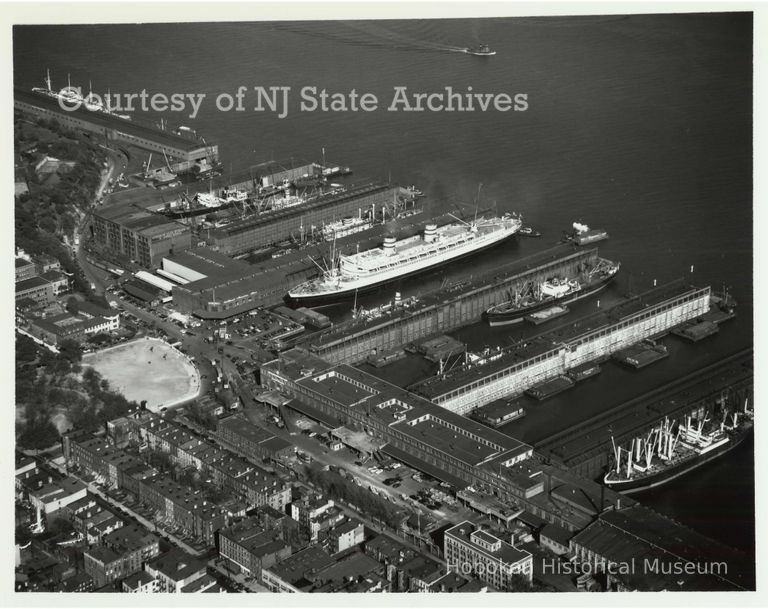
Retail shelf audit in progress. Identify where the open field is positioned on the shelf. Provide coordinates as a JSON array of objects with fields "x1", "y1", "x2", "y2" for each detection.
[{"x1": 83, "y1": 337, "x2": 200, "y2": 411}]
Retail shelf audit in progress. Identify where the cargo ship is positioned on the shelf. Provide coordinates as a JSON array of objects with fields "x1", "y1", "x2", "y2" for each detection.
[
  {"x1": 484, "y1": 257, "x2": 620, "y2": 326},
  {"x1": 604, "y1": 400, "x2": 754, "y2": 494},
  {"x1": 288, "y1": 213, "x2": 522, "y2": 303},
  {"x1": 32, "y1": 69, "x2": 131, "y2": 120}
]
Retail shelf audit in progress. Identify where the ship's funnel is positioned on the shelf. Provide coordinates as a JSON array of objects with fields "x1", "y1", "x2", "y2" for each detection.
[
  {"x1": 423, "y1": 224, "x2": 438, "y2": 243},
  {"x1": 383, "y1": 236, "x2": 397, "y2": 255}
]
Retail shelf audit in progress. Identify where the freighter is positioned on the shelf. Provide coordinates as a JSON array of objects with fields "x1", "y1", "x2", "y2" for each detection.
[
  {"x1": 484, "y1": 257, "x2": 620, "y2": 326},
  {"x1": 288, "y1": 213, "x2": 522, "y2": 303},
  {"x1": 604, "y1": 399, "x2": 754, "y2": 494}
]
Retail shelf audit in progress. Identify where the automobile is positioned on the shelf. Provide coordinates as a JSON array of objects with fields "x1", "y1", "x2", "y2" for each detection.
[{"x1": 391, "y1": 463, "x2": 402, "y2": 470}]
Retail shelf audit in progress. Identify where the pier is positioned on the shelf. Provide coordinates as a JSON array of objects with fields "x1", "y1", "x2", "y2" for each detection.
[
  {"x1": 307, "y1": 245, "x2": 602, "y2": 364},
  {"x1": 412, "y1": 280, "x2": 710, "y2": 415},
  {"x1": 535, "y1": 348, "x2": 753, "y2": 479}
]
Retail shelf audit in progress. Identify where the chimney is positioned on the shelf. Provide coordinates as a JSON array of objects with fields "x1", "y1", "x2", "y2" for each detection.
[
  {"x1": 510, "y1": 533, "x2": 516, "y2": 546},
  {"x1": 616, "y1": 498, "x2": 622, "y2": 510}
]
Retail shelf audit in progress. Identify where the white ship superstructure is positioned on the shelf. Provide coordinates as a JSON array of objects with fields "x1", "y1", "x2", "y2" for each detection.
[{"x1": 288, "y1": 213, "x2": 521, "y2": 301}]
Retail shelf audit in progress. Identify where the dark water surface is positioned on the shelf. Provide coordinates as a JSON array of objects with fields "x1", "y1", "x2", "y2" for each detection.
[{"x1": 14, "y1": 13, "x2": 753, "y2": 555}]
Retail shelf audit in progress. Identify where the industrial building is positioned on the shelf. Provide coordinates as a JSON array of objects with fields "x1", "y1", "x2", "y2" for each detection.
[
  {"x1": 90, "y1": 206, "x2": 192, "y2": 268},
  {"x1": 15, "y1": 276, "x2": 56, "y2": 305},
  {"x1": 205, "y1": 182, "x2": 404, "y2": 255},
  {"x1": 412, "y1": 281, "x2": 711, "y2": 414},
  {"x1": 258, "y1": 349, "x2": 554, "y2": 515},
  {"x1": 14, "y1": 88, "x2": 218, "y2": 171},
  {"x1": 164, "y1": 249, "x2": 285, "y2": 318},
  {"x1": 569, "y1": 505, "x2": 750, "y2": 591}
]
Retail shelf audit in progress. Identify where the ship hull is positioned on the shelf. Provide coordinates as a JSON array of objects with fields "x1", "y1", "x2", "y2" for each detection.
[
  {"x1": 604, "y1": 425, "x2": 752, "y2": 494},
  {"x1": 484, "y1": 272, "x2": 617, "y2": 327},
  {"x1": 287, "y1": 228, "x2": 517, "y2": 305}
]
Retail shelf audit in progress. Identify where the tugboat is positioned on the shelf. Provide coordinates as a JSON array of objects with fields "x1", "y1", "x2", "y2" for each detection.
[{"x1": 465, "y1": 44, "x2": 496, "y2": 56}]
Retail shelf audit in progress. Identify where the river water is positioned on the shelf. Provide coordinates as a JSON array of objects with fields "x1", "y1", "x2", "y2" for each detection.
[{"x1": 13, "y1": 13, "x2": 753, "y2": 556}]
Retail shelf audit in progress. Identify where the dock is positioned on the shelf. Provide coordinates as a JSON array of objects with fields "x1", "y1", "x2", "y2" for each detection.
[
  {"x1": 306, "y1": 245, "x2": 603, "y2": 365},
  {"x1": 410, "y1": 280, "x2": 711, "y2": 415},
  {"x1": 535, "y1": 348, "x2": 753, "y2": 479}
]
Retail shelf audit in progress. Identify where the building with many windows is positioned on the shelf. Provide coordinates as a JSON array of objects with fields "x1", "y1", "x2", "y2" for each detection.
[
  {"x1": 90, "y1": 205, "x2": 192, "y2": 269},
  {"x1": 219, "y1": 516, "x2": 291, "y2": 581},
  {"x1": 444, "y1": 521, "x2": 532, "y2": 590}
]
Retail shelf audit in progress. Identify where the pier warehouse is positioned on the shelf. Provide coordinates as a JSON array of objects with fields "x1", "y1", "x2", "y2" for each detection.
[
  {"x1": 307, "y1": 247, "x2": 605, "y2": 365},
  {"x1": 261, "y1": 349, "x2": 640, "y2": 533},
  {"x1": 260, "y1": 349, "x2": 541, "y2": 498},
  {"x1": 205, "y1": 182, "x2": 405, "y2": 255},
  {"x1": 14, "y1": 89, "x2": 218, "y2": 171},
  {"x1": 164, "y1": 249, "x2": 298, "y2": 318},
  {"x1": 413, "y1": 281, "x2": 711, "y2": 415},
  {"x1": 91, "y1": 206, "x2": 192, "y2": 268}
]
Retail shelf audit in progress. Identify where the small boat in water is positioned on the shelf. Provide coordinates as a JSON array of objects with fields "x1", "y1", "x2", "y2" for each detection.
[
  {"x1": 519, "y1": 226, "x2": 542, "y2": 237},
  {"x1": 465, "y1": 44, "x2": 496, "y2": 56}
]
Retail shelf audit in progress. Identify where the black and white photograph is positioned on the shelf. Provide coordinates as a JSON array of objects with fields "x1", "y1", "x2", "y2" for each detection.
[{"x1": 8, "y1": 3, "x2": 759, "y2": 601}]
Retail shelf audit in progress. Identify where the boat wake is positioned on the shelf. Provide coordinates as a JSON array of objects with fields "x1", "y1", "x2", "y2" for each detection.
[{"x1": 274, "y1": 21, "x2": 468, "y2": 55}]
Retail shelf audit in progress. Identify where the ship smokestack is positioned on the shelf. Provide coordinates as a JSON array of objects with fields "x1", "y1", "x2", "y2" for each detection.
[
  {"x1": 383, "y1": 236, "x2": 397, "y2": 256},
  {"x1": 423, "y1": 224, "x2": 438, "y2": 243}
]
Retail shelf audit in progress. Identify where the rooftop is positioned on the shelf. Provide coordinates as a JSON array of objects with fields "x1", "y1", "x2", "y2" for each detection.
[
  {"x1": 278, "y1": 354, "x2": 533, "y2": 469},
  {"x1": 94, "y1": 205, "x2": 189, "y2": 239},
  {"x1": 446, "y1": 521, "x2": 531, "y2": 567},
  {"x1": 103, "y1": 524, "x2": 157, "y2": 554},
  {"x1": 413, "y1": 280, "x2": 705, "y2": 398},
  {"x1": 16, "y1": 87, "x2": 212, "y2": 153},
  {"x1": 269, "y1": 546, "x2": 334, "y2": 586},
  {"x1": 85, "y1": 545, "x2": 121, "y2": 565},
  {"x1": 147, "y1": 548, "x2": 206, "y2": 582},
  {"x1": 16, "y1": 276, "x2": 50, "y2": 291}
]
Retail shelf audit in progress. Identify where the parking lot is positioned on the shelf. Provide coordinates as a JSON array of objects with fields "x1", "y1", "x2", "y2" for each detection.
[{"x1": 247, "y1": 403, "x2": 478, "y2": 528}]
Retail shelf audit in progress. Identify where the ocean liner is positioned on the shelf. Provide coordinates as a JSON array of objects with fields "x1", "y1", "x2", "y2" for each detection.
[
  {"x1": 288, "y1": 213, "x2": 522, "y2": 303},
  {"x1": 484, "y1": 257, "x2": 620, "y2": 326}
]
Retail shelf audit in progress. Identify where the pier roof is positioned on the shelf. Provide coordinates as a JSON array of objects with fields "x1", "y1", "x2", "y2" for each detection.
[
  {"x1": 412, "y1": 280, "x2": 703, "y2": 400},
  {"x1": 277, "y1": 350, "x2": 533, "y2": 468},
  {"x1": 15, "y1": 88, "x2": 210, "y2": 153}
]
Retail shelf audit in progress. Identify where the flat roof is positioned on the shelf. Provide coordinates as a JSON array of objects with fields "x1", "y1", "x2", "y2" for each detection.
[
  {"x1": 95, "y1": 205, "x2": 188, "y2": 237},
  {"x1": 269, "y1": 545, "x2": 334, "y2": 585},
  {"x1": 15, "y1": 88, "x2": 211, "y2": 153},
  {"x1": 446, "y1": 521, "x2": 530, "y2": 566},
  {"x1": 16, "y1": 276, "x2": 50, "y2": 291},
  {"x1": 291, "y1": 360, "x2": 533, "y2": 467},
  {"x1": 212, "y1": 182, "x2": 391, "y2": 236},
  {"x1": 413, "y1": 280, "x2": 705, "y2": 399}
]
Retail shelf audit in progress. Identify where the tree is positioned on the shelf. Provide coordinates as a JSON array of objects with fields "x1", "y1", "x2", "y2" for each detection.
[
  {"x1": 16, "y1": 335, "x2": 38, "y2": 364},
  {"x1": 58, "y1": 339, "x2": 82, "y2": 366},
  {"x1": 17, "y1": 417, "x2": 59, "y2": 450}
]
